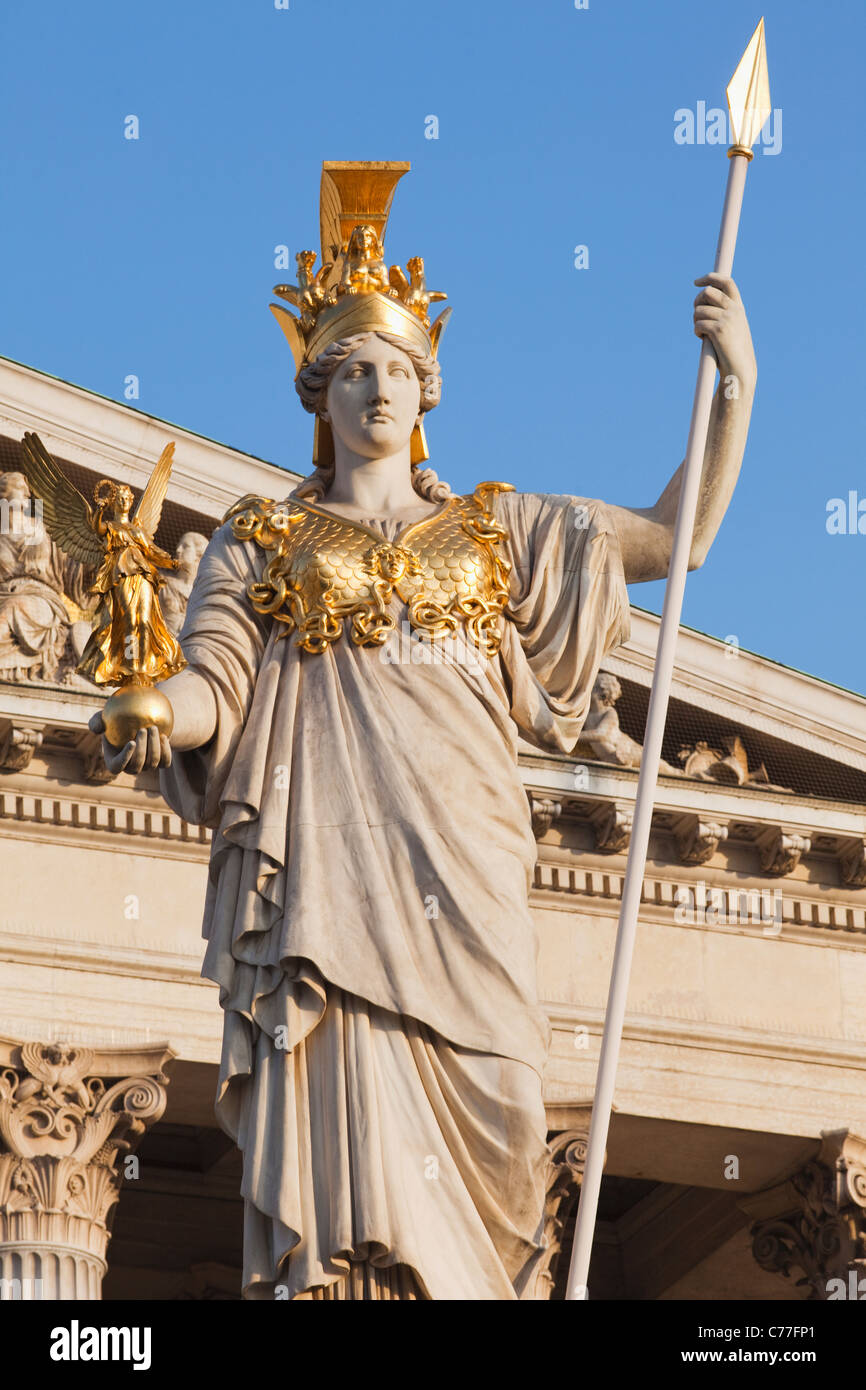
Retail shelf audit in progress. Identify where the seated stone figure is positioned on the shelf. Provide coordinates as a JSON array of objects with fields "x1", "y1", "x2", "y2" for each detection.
[
  {"x1": 0, "y1": 471, "x2": 93, "y2": 684},
  {"x1": 578, "y1": 671, "x2": 680, "y2": 774}
]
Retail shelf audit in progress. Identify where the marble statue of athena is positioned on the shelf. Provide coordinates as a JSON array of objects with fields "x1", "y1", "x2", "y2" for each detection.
[{"x1": 93, "y1": 162, "x2": 757, "y2": 1299}]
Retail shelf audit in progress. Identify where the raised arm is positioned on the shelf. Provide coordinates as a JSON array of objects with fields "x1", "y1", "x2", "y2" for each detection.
[{"x1": 606, "y1": 273, "x2": 757, "y2": 585}]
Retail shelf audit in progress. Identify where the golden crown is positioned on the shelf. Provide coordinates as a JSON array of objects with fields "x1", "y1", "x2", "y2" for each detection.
[{"x1": 270, "y1": 162, "x2": 451, "y2": 378}]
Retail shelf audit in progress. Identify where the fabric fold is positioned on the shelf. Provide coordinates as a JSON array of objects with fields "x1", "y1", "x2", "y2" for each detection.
[{"x1": 159, "y1": 487, "x2": 630, "y2": 1298}]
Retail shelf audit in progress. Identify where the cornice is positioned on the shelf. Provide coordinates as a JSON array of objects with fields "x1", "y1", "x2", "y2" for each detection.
[
  {"x1": 531, "y1": 861, "x2": 866, "y2": 944},
  {"x1": 521, "y1": 758, "x2": 866, "y2": 837},
  {"x1": 610, "y1": 609, "x2": 866, "y2": 770},
  {"x1": 0, "y1": 355, "x2": 301, "y2": 517},
  {"x1": 544, "y1": 1003, "x2": 866, "y2": 1072},
  {"x1": 0, "y1": 933, "x2": 213, "y2": 987}
]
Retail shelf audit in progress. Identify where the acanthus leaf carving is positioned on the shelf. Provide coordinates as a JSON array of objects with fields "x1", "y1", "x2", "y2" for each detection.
[
  {"x1": 0, "y1": 1041, "x2": 170, "y2": 1233},
  {"x1": 756, "y1": 827, "x2": 811, "y2": 877},
  {"x1": 673, "y1": 814, "x2": 729, "y2": 865},
  {"x1": 591, "y1": 802, "x2": 633, "y2": 854},
  {"x1": 839, "y1": 839, "x2": 866, "y2": 888},
  {"x1": 529, "y1": 796, "x2": 562, "y2": 841},
  {"x1": 742, "y1": 1130, "x2": 866, "y2": 1299},
  {"x1": 0, "y1": 721, "x2": 43, "y2": 773},
  {"x1": 533, "y1": 1117, "x2": 598, "y2": 1300}
]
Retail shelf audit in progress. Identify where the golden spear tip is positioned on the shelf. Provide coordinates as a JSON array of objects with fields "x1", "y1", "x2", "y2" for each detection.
[{"x1": 726, "y1": 17, "x2": 772, "y2": 150}]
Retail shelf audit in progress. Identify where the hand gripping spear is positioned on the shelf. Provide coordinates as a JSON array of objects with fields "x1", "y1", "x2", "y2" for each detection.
[{"x1": 565, "y1": 19, "x2": 772, "y2": 1301}]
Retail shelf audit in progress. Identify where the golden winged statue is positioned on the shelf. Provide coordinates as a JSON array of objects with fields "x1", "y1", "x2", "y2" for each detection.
[{"x1": 18, "y1": 432, "x2": 186, "y2": 704}]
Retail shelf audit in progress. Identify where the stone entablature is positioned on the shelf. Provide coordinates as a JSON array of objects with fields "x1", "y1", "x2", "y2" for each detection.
[
  {"x1": 532, "y1": 860, "x2": 866, "y2": 937},
  {"x1": 0, "y1": 357, "x2": 296, "y2": 522},
  {"x1": 1, "y1": 695, "x2": 864, "y2": 938},
  {"x1": 523, "y1": 754, "x2": 866, "y2": 939}
]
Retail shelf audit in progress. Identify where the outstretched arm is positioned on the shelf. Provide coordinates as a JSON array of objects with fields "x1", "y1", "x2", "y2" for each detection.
[
  {"x1": 146, "y1": 540, "x2": 179, "y2": 569},
  {"x1": 89, "y1": 668, "x2": 217, "y2": 774},
  {"x1": 87, "y1": 522, "x2": 267, "y2": 777},
  {"x1": 606, "y1": 273, "x2": 757, "y2": 585}
]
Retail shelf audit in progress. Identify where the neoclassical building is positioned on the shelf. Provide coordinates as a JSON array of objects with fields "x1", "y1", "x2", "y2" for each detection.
[{"x1": 0, "y1": 354, "x2": 864, "y2": 1301}]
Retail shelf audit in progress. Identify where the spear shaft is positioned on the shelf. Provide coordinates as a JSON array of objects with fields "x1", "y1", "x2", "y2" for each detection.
[{"x1": 565, "y1": 20, "x2": 770, "y2": 1301}]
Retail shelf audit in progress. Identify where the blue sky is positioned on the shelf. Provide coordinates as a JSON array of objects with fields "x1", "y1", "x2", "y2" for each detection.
[{"x1": 2, "y1": 0, "x2": 864, "y2": 692}]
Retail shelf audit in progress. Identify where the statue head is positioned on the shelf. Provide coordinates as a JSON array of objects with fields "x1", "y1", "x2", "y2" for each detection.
[
  {"x1": 0, "y1": 472, "x2": 31, "y2": 503},
  {"x1": 273, "y1": 162, "x2": 453, "y2": 500},
  {"x1": 297, "y1": 331, "x2": 440, "y2": 457},
  {"x1": 113, "y1": 484, "x2": 134, "y2": 521},
  {"x1": 297, "y1": 328, "x2": 440, "y2": 421},
  {"x1": 94, "y1": 480, "x2": 134, "y2": 522},
  {"x1": 175, "y1": 531, "x2": 209, "y2": 575},
  {"x1": 293, "y1": 330, "x2": 449, "y2": 503},
  {"x1": 347, "y1": 225, "x2": 383, "y2": 262},
  {"x1": 593, "y1": 672, "x2": 622, "y2": 708}
]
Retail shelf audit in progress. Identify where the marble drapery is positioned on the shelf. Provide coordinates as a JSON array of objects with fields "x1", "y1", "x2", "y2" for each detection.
[
  {"x1": 0, "y1": 509, "x2": 93, "y2": 683},
  {"x1": 160, "y1": 488, "x2": 630, "y2": 1299}
]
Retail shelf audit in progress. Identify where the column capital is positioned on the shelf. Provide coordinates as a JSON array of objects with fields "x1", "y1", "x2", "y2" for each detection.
[
  {"x1": 739, "y1": 1128, "x2": 866, "y2": 1299},
  {"x1": 534, "y1": 1100, "x2": 603, "y2": 1299},
  {"x1": 0, "y1": 1037, "x2": 173, "y2": 1300}
]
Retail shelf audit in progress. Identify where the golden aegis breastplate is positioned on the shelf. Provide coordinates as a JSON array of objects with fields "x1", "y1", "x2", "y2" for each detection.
[{"x1": 225, "y1": 482, "x2": 514, "y2": 656}]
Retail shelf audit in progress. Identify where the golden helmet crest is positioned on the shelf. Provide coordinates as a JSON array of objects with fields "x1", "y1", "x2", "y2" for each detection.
[{"x1": 270, "y1": 162, "x2": 451, "y2": 378}]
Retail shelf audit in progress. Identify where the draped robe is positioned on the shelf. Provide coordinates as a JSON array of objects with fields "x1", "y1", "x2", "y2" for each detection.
[{"x1": 159, "y1": 488, "x2": 630, "y2": 1300}]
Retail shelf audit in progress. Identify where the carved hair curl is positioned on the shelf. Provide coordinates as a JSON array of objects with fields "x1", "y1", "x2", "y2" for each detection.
[{"x1": 292, "y1": 332, "x2": 451, "y2": 504}]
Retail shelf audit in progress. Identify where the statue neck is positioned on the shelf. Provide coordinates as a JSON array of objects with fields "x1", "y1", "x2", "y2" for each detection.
[{"x1": 324, "y1": 446, "x2": 423, "y2": 516}]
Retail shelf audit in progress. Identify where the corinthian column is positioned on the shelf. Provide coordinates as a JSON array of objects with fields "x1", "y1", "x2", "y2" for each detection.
[{"x1": 0, "y1": 1037, "x2": 172, "y2": 1300}]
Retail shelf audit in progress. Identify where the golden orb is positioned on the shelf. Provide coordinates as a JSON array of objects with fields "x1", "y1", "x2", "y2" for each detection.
[{"x1": 103, "y1": 684, "x2": 174, "y2": 748}]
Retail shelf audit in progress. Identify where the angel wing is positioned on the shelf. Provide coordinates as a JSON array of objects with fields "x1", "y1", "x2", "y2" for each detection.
[
  {"x1": 18, "y1": 432, "x2": 103, "y2": 565},
  {"x1": 273, "y1": 283, "x2": 303, "y2": 307},
  {"x1": 389, "y1": 265, "x2": 409, "y2": 297},
  {"x1": 20, "y1": 1041, "x2": 93, "y2": 1088},
  {"x1": 132, "y1": 442, "x2": 175, "y2": 538}
]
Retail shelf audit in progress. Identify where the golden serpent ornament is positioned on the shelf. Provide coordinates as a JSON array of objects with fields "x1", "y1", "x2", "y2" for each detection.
[{"x1": 225, "y1": 481, "x2": 514, "y2": 657}]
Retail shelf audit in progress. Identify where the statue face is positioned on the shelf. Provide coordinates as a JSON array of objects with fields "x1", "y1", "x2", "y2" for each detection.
[
  {"x1": 349, "y1": 225, "x2": 381, "y2": 260},
  {"x1": 0, "y1": 475, "x2": 30, "y2": 504},
  {"x1": 325, "y1": 336, "x2": 420, "y2": 459},
  {"x1": 176, "y1": 532, "x2": 207, "y2": 571}
]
